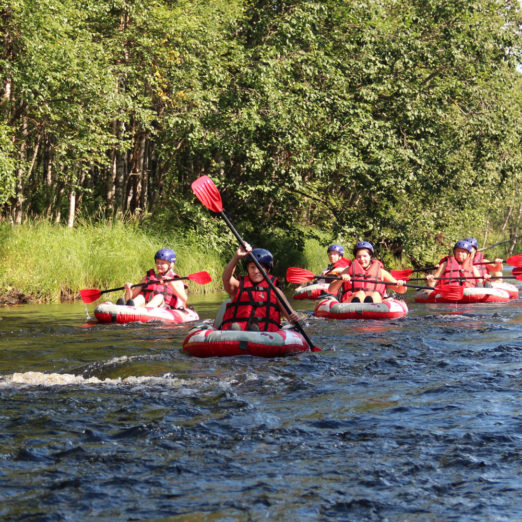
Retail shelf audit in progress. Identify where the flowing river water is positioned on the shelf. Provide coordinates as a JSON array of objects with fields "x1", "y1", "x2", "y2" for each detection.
[{"x1": 0, "y1": 286, "x2": 520, "y2": 520}]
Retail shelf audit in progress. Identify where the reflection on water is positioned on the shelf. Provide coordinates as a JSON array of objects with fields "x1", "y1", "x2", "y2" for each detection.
[{"x1": 0, "y1": 291, "x2": 521, "y2": 519}]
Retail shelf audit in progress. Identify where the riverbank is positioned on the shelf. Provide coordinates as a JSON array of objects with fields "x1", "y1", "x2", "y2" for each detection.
[
  {"x1": 0, "y1": 221, "x2": 328, "y2": 305},
  {"x1": 2, "y1": 221, "x2": 516, "y2": 305}
]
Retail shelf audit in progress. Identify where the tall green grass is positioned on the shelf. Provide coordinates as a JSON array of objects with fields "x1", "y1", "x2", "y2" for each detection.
[{"x1": 0, "y1": 221, "x2": 224, "y2": 302}]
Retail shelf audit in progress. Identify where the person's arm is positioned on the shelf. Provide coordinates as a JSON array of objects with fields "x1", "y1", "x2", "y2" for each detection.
[
  {"x1": 222, "y1": 244, "x2": 251, "y2": 296},
  {"x1": 473, "y1": 265, "x2": 490, "y2": 283},
  {"x1": 426, "y1": 263, "x2": 445, "y2": 287},
  {"x1": 169, "y1": 279, "x2": 188, "y2": 304},
  {"x1": 328, "y1": 267, "x2": 350, "y2": 295},
  {"x1": 274, "y1": 287, "x2": 300, "y2": 324},
  {"x1": 381, "y1": 269, "x2": 407, "y2": 294},
  {"x1": 124, "y1": 276, "x2": 147, "y2": 301},
  {"x1": 486, "y1": 258, "x2": 503, "y2": 278}
]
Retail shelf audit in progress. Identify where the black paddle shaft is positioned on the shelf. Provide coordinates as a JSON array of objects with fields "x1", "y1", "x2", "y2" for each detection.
[{"x1": 219, "y1": 210, "x2": 317, "y2": 350}]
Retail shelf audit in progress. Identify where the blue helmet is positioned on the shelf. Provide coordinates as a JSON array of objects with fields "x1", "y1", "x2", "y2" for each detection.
[
  {"x1": 155, "y1": 248, "x2": 176, "y2": 263},
  {"x1": 464, "y1": 237, "x2": 478, "y2": 249},
  {"x1": 327, "y1": 244, "x2": 344, "y2": 256},
  {"x1": 454, "y1": 240, "x2": 472, "y2": 253},
  {"x1": 353, "y1": 241, "x2": 374, "y2": 256},
  {"x1": 245, "y1": 248, "x2": 274, "y2": 271}
]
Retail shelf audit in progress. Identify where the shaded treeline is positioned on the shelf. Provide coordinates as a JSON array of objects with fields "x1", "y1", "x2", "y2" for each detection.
[{"x1": 1, "y1": 0, "x2": 520, "y2": 264}]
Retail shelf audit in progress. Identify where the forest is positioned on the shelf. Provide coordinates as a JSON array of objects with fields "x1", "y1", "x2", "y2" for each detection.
[{"x1": 1, "y1": 0, "x2": 521, "y2": 266}]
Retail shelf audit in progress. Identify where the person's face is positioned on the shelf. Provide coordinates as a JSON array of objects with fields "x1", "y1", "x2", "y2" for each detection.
[
  {"x1": 247, "y1": 262, "x2": 265, "y2": 283},
  {"x1": 328, "y1": 251, "x2": 342, "y2": 264},
  {"x1": 155, "y1": 259, "x2": 171, "y2": 275},
  {"x1": 355, "y1": 249, "x2": 372, "y2": 268},
  {"x1": 454, "y1": 248, "x2": 470, "y2": 263}
]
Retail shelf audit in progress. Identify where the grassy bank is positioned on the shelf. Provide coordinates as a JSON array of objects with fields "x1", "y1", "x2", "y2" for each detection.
[
  {"x1": 1, "y1": 222, "x2": 517, "y2": 304},
  {"x1": 0, "y1": 221, "x2": 226, "y2": 303},
  {"x1": 0, "y1": 221, "x2": 330, "y2": 304}
]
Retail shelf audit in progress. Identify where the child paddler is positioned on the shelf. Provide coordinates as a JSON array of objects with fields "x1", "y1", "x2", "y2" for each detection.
[
  {"x1": 464, "y1": 237, "x2": 503, "y2": 281},
  {"x1": 218, "y1": 244, "x2": 299, "y2": 331},
  {"x1": 120, "y1": 248, "x2": 188, "y2": 308},
  {"x1": 426, "y1": 240, "x2": 490, "y2": 288},
  {"x1": 317, "y1": 244, "x2": 351, "y2": 280},
  {"x1": 328, "y1": 241, "x2": 407, "y2": 304},
  {"x1": 297, "y1": 244, "x2": 351, "y2": 290}
]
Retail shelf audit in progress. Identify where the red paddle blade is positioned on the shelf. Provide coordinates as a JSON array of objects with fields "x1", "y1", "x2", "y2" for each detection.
[
  {"x1": 511, "y1": 267, "x2": 522, "y2": 279},
  {"x1": 390, "y1": 269, "x2": 413, "y2": 279},
  {"x1": 191, "y1": 176, "x2": 223, "y2": 213},
  {"x1": 506, "y1": 254, "x2": 522, "y2": 267},
  {"x1": 436, "y1": 285, "x2": 464, "y2": 301},
  {"x1": 79, "y1": 288, "x2": 102, "y2": 303},
  {"x1": 187, "y1": 271, "x2": 212, "y2": 284},
  {"x1": 286, "y1": 267, "x2": 316, "y2": 283}
]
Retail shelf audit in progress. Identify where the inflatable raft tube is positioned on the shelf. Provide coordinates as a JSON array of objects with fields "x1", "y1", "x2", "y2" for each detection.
[
  {"x1": 94, "y1": 302, "x2": 200, "y2": 324},
  {"x1": 293, "y1": 283, "x2": 330, "y2": 300},
  {"x1": 314, "y1": 296, "x2": 408, "y2": 320},
  {"x1": 182, "y1": 324, "x2": 310, "y2": 357},
  {"x1": 490, "y1": 281, "x2": 519, "y2": 299},
  {"x1": 414, "y1": 286, "x2": 510, "y2": 304}
]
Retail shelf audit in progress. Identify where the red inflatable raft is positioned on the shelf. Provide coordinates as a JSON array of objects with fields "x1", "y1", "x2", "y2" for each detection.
[
  {"x1": 94, "y1": 302, "x2": 199, "y2": 324},
  {"x1": 490, "y1": 282, "x2": 519, "y2": 299},
  {"x1": 314, "y1": 295, "x2": 408, "y2": 320},
  {"x1": 414, "y1": 286, "x2": 510, "y2": 304},
  {"x1": 182, "y1": 324, "x2": 310, "y2": 357},
  {"x1": 293, "y1": 283, "x2": 330, "y2": 300}
]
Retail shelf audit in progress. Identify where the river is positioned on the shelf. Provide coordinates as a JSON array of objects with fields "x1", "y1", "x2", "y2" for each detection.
[{"x1": 0, "y1": 288, "x2": 520, "y2": 520}]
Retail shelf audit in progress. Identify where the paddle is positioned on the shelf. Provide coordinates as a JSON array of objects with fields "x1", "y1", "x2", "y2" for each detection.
[
  {"x1": 79, "y1": 271, "x2": 213, "y2": 304},
  {"x1": 390, "y1": 269, "x2": 414, "y2": 279},
  {"x1": 191, "y1": 175, "x2": 320, "y2": 352},
  {"x1": 406, "y1": 267, "x2": 522, "y2": 283},
  {"x1": 285, "y1": 267, "x2": 460, "y2": 295},
  {"x1": 478, "y1": 237, "x2": 519, "y2": 252},
  {"x1": 410, "y1": 253, "x2": 522, "y2": 273}
]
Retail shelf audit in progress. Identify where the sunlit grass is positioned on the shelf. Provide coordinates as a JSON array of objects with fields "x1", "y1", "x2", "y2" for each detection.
[{"x1": 0, "y1": 221, "x2": 224, "y2": 302}]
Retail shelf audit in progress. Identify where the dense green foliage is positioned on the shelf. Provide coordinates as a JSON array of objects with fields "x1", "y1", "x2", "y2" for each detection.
[{"x1": 1, "y1": 0, "x2": 520, "y2": 266}]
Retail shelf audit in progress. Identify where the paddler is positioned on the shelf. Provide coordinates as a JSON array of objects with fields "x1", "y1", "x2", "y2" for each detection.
[
  {"x1": 298, "y1": 244, "x2": 351, "y2": 289},
  {"x1": 318, "y1": 244, "x2": 351, "y2": 279},
  {"x1": 120, "y1": 248, "x2": 188, "y2": 308},
  {"x1": 464, "y1": 237, "x2": 503, "y2": 282},
  {"x1": 217, "y1": 244, "x2": 299, "y2": 331},
  {"x1": 328, "y1": 241, "x2": 407, "y2": 304},
  {"x1": 426, "y1": 240, "x2": 490, "y2": 288}
]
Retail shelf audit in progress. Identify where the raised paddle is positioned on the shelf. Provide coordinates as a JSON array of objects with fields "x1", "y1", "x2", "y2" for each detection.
[
  {"x1": 79, "y1": 271, "x2": 213, "y2": 304},
  {"x1": 191, "y1": 175, "x2": 321, "y2": 352},
  {"x1": 285, "y1": 267, "x2": 462, "y2": 296}
]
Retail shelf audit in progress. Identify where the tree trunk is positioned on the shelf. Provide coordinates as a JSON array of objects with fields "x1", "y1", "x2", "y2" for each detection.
[
  {"x1": 67, "y1": 185, "x2": 76, "y2": 228},
  {"x1": 14, "y1": 118, "x2": 28, "y2": 224}
]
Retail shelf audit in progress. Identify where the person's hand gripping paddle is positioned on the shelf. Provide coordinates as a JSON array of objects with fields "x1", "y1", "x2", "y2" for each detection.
[
  {"x1": 191, "y1": 175, "x2": 321, "y2": 352},
  {"x1": 79, "y1": 271, "x2": 212, "y2": 304}
]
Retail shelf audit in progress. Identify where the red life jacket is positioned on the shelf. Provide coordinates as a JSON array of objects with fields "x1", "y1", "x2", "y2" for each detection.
[
  {"x1": 220, "y1": 275, "x2": 282, "y2": 331},
  {"x1": 472, "y1": 251, "x2": 487, "y2": 276},
  {"x1": 140, "y1": 269, "x2": 186, "y2": 308},
  {"x1": 438, "y1": 256, "x2": 476, "y2": 287},
  {"x1": 338, "y1": 259, "x2": 386, "y2": 302}
]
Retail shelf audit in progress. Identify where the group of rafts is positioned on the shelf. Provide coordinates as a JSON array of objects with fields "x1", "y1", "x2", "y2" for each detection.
[
  {"x1": 78, "y1": 176, "x2": 519, "y2": 357},
  {"x1": 293, "y1": 239, "x2": 520, "y2": 319},
  {"x1": 83, "y1": 237, "x2": 520, "y2": 358}
]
